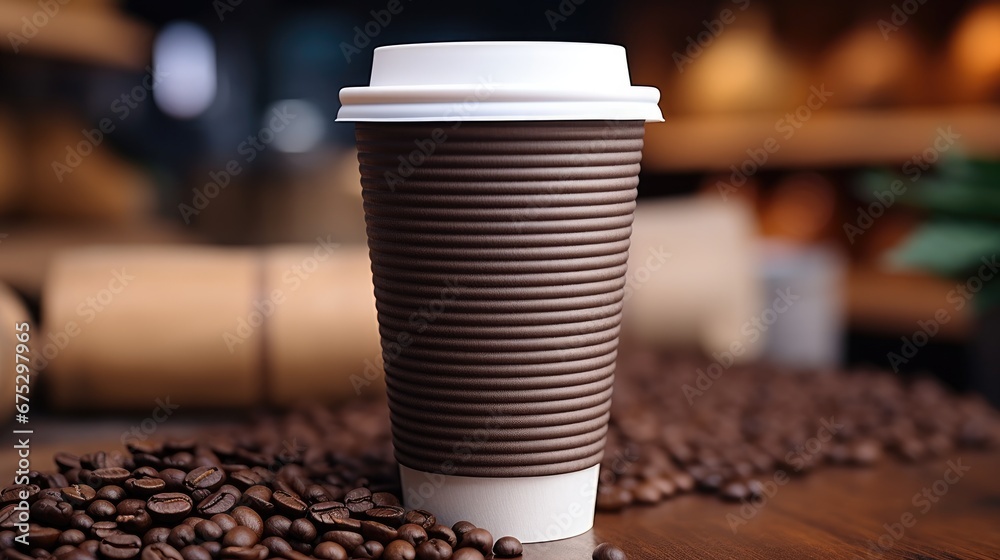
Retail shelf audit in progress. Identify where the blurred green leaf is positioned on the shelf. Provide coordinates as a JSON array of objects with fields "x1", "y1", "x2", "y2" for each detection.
[{"x1": 887, "y1": 221, "x2": 1000, "y2": 277}]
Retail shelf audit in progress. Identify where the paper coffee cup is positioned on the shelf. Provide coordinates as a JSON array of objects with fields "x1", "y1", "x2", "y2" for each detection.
[{"x1": 338, "y1": 41, "x2": 661, "y2": 543}]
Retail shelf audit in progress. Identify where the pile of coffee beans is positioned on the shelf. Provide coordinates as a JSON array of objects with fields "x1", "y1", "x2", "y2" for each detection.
[
  {"x1": 0, "y1": 401, "x2": 529, "y2": 560},
  {"x1": 3, "y1": 349, "x2": 999, "y2": 560},
  {"x1": 595, "y1": 349, "x2": 1000, "y2": 509}
]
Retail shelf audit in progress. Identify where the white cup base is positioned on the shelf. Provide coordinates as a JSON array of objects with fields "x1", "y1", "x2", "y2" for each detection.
[{"x1": 399, "y1": 464, "x2": 600, "y2": 544}]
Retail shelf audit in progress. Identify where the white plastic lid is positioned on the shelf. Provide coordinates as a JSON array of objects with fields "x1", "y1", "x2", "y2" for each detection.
[{"x1": 337, "y1": 41, "x2": 663, "y2": 122}]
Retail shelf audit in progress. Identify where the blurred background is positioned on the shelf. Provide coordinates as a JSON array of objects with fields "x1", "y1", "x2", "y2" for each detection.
[{"x1": 2, "y1": 0, "x2": 1000, "y2": 418}]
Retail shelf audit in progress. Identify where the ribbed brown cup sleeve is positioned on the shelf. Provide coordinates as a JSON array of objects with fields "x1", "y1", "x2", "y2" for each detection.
[{"x1": 356, "y1": 120, "x2": 645, "y2": 477}]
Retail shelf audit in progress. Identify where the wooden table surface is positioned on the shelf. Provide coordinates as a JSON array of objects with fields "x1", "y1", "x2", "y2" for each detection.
[{"x1": 3, "y1": 420, "x2": 999, "y2": 560}]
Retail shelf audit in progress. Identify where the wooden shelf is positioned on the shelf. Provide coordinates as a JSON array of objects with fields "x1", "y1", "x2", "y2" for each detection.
[
  {"x1": 847, "y1": 267, "x2": 970, "y2": 340},
  {"x1": 643, "y1": 105, "x2": 1000, "y2": 172}
]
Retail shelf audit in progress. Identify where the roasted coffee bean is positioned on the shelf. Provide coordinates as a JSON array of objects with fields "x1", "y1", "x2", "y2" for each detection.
[
  {"x1": 181, "y1": 517, "x2": 204, "y2": 528},
  {"x1": 194, "y1": 520, "x2": 224, "y2": 542},
  {"x1": 36, "y1": 488, "x2": 64, "y2": 502},
  {"x1": 596, "y1": 486, "x2": 632, "y2": 512},
  {"x1": 459, "y1": 528, "x2": 492, "y2": 555},
  {"x1": 344, "y1": 488, "x2": 374, "y2": 514},
  {"x1": 115, "y1": 509, "x2": 152, "y2": 534},
  {"x1": 262, "y1": 514, "x2": 291, "y2": 538},
  {"x1": 371, "y1": 492, "x2": 400, "y2": 507},
  {"x1": 320, "y1": 530, "x2": 365, "y2": 550},
  {"x1": 396, "y1": 524, "x2": 428, "y2": 547},
  {"x1": 303, "y1": 485, "x2": 333, "y2": 504},
  {"x1": 178, "y1": 545, "x2": 212, "y2": 560},
  {"x1": 230, "y1": 506, "x2": 263, "y2": 537},
  {"x1": 4, "y1": 550, "x2": 33, "y2": 560},
  {"x1": 3, "y1": 484, "x2": 40, "y2": 505},
  {"x1": 167, "y1": 525, "x2": 198, "y2": 550},
  {"x1": 450, "y1": 522, "x2": 475, "y2": 543},
  {"x1": 361, "y1": 520, "x2": 398, "y2": 544},
  {"x1": 69, "y1": 512, "x2": 94, "y2": 533},
  {"x1": 141, "y1": 542, "x2": 183, "y2": 560},
  {"x1": 239, "y1": 486, "x2": 272, "y2": 513},
  {"x1": 415, "y1": 538, "x2": 452, "y2": 560},
  {"x1": 202, "y1": 542, "x2": 221, "y2": 558},
  {"x1": 98, "y1": 533, "x2": 141, "y2": 559},
  {"x1": 125, "y1": 478, "x2": 165, "y2": 497},
  {"x1": 352, "y1": 541, "x2": 384, "y2": 560},
  {"x1": 57, "y1": 529, "x2": 86, "y2": 546},
  {"x1": 86, "y1": 500, "x2": 116, "y2": 520},
  {"x1": 313, "y1": 541, "x2": 349, "y2": 560},
  {"x1": 366, "y1": 505, "x2": 405, "y2": 527},
  {"x1": 228, "y1": 471, "x2": 263, "y2": 491},
  {"x1": 384, "y1": 539, "x2": 417, "y2": 560},
  {"x1": 307, "y1": 501, "x2": 349, "y2": 526},
  {"x1": 39, "y1": 473, "x2": 69, "y2": 491},
  {"x1": 143, "y1": 527, "x2": 171, "y2": 547},
  {"x1": 451, "y1": 549, "x2": 485, "y2": 560},
  {"x1": 211, "y1": 513, "x2": 238, "y2": 533},
  {"x1": 223, "y1": 526, "x2": 259, "y2": 548},
  {"x1": 184, "y1": 466, "x2": 226, "y2": 492},
  {"x1": 29, "y1": 524, "x2": 62, "y2": 548},
  {"x1": 80, "y1": 540, "x2": 100, "y2": 556},
  {"x1": 62, "y1": 484, "x2": 96, "y2": 507},
  {"x1": 90, "y1": 520, "x2": 120, "y2": 540},
  {"x1": 31, "y1": 498, "x2": 74, "y2": 526},
  {"x1": 287, "y1": 517, "x2": 317, "y2": 543},
  {"x1": 403, "y1": 510, "x2": 435, "y2": 529},
  {"x1": 163, "y1": 438, "x2": 197, "y2": 454},
  {"x1": 92, "y1": 468, "x2": 132, "y2": 487},
  {"x1": 426, "y1": 525, "x2": 457, "y2": 548},
  {"x1": 197, "y1": 490, "x2": 237, "y2": 516},
  {"x1": 96, "y1": 485, "x2": 127, "y2": 502},
  {"x1": 720, "y1": 480, "x2": 749, "y2": 502},
  {"x1": 116, "y1": 500, "x2": 146, "y2": 517},
  {"x1": 271, "y1": 491, "x2": 307, "y2": 518},
  {"x1": 326, "y1": 516, "x2": 361, "y2": 531},
  {"x1": 261, "y1": 536, "x2": 292, "y2": 556},
  {"x1": 493, "y1": 536, "x2": 522, "y2": 558},
  {"x1": 592, "y1": 542, "x2": 627, "y2": 560},
  {"x1": 132, "y1": 454, "x2": 164, "y2": 470},
  {"x1": 219, "y1": 544, "x2": 267, "y2": 560},
  {"x1": 0, "y1": 506, "x2": 16, "y2": 529},
  {"x1": 54, "y1": 453, "x2": 82, "y2": 473},
  {"x1": 289, "y1": 540, "x2": 313, "y2": 556},
  {"x1": 147, "y1": 493, "x2": 193, "y2": 523},
  {"x1": 157, "y1": 470, "x2": 187, "y2": 493}
]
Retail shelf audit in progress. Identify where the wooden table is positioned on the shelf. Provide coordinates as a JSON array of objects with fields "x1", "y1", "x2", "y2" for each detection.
[{"x1": 4, "y1": 421, "x2": 999, "y2": 560}]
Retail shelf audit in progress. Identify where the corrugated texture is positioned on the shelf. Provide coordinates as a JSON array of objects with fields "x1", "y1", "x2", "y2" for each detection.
[{"x1": 356, "y1": 121, "x2": 644, "y2": 476}]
